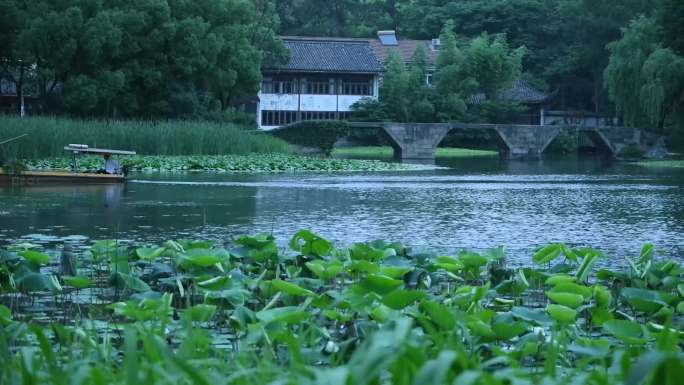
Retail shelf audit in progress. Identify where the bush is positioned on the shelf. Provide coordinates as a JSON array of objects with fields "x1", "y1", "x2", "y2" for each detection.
[
  {"x1": 271, "y1": 120, "x2": 351, "y2": 156},
  {"x1": 546, "y1": 129, "x2": 579, "y2": 155},
  {"x1": 617, "y1": 144, "x2": 646, "y2": 159},
  {"x1": 0, "y1": 115, "x2": 290, "y2": 159}
]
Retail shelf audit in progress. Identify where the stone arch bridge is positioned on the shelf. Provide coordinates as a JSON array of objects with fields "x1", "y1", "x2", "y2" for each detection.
[{"x1": 348, "y1": 122, "x2": 660, "y2": 163}]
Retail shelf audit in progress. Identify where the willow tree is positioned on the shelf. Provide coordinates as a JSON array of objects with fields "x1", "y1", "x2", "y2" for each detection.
[{"x1": 605, "y1": 16, "x2": 684, "y2": 134}]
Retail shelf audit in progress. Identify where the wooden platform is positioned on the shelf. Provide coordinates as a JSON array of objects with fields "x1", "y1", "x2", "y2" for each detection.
[{"x1": 0, "y1": 168, "x2": 125, "y2": 185}]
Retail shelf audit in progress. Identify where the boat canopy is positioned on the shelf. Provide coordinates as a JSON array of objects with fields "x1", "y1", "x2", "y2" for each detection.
[{"x1": 64, "y1": 144, "x2": 136, "y2": 155}]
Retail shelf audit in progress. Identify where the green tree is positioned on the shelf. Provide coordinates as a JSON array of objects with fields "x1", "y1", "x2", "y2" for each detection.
[
  {"x1": 658, "y1": 0, "x2": 684, "y2": 56},
  {"x1": 464, "y1": 33, "x2": 524, "y2": 99},
  {"x1": 380, "y1": 50, "x2": 411, "y2": 122},
  {"x1": 407, "y1": 44, "x2": 436, "y2": 122},
  {"x1": 0, "y1": 0, "x2": 284, "y2": 119},
  {"x1": 605, "y1": 16, "x2": 684, "y2": 136},
  {"x1": 433, "y1": 22, "x2": 470, "y2": 121}
]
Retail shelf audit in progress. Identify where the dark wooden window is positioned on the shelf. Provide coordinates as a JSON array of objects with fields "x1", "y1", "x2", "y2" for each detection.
[
  {"x1": 340, "y1": 80, "x2": 372, "y2": 96},
  {"x1": 261, "y1": 110, "x2": 298, "y2": 126},
  {"x1": 261, "y1": 78, "x2": 297, "y2": 94},
  {"x1": 303, "y1": 80, "x2": 336, "y2": 95},
  {"x1": 300, "y1": 111, "x2": 338, "y2": 121}
]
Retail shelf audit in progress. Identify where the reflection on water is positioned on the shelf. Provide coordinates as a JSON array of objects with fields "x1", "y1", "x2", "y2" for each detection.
[{"x1": 1, "y1": 157, "x2": 683, "y2": 266}]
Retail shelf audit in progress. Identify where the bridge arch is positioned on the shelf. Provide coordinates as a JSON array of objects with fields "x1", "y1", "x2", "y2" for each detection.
[{"x1": 345, "y1": 122, "x2": 659, "y2": 163}]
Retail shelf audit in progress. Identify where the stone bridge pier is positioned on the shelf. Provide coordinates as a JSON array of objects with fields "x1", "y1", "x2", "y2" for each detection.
[
  {"x1": 492, "y1": 124, "x2": 562, "y2": 160},
  {"x1": 381, "y1": 123, "x2": 562, "y2": 163},
  {"x1": 382, "y1": 123, "x2": 452, "y2": 163},
  {"x1": 584, "y1": 126, "x2": 660, "y2": 155}
]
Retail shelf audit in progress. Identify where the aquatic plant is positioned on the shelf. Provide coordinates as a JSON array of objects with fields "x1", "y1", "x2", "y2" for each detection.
[
  {"x1": 333, "y1": 146, "x2": 498, "y2": 159},
  {"x1": 1, "y1": 116, "x2": 290, "y2": 159},
  {"x1": 1, "y1": 232, "x2": 683, "y2": 384},
  {"x1": 25, "y1": 154, "x2": 427, "y2": 173}
]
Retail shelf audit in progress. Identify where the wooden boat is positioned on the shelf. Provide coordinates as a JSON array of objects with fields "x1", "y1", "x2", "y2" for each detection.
[
  {"x1": 0, "y1": 144, "x2": 136, "y2": 185},
  {"x1": 0, "y1": 168, "x2": 126, "y2": 185}
]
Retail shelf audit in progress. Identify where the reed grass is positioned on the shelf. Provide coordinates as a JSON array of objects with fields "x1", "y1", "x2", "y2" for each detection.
[{"x1": 0, "y1": 115, "x2": 290, "y2": 160}]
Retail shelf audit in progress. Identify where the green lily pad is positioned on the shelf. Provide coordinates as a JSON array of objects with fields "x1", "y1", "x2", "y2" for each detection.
[
  {"x1": 547, "y1": 304, "x2": 577, "y2": 323},
  {"x1": 602, "y1": 319, "x2": 648, "y2": 345},
  {"x1": 546, "y1": 291, "x2": 585, "y2": 309},
  {"x1": 270, "y1": 279, "x2": 316, "y2": 297},
  {"x1": 62, "y1": 276, "x2": 92, "y2": 289}
]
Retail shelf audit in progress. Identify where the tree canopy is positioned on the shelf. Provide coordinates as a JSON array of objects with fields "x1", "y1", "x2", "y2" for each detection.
[
  {"x1": 354, "y1": 21, "x2": 525, "y2": 124},
  {"x1": 605, "y1": 15, "x2": 684, "y2": 135},
  {"x1": 0, "y1": 0, "x2": 285, "y2": 119},
  {"x1": 1, "y1": 0, "x2": 683, "y2": 143}
]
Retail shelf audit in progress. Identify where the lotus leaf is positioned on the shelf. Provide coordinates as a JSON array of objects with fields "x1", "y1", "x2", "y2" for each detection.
[
  {"x1": 20, "y1": 250, "x2": 50, "y2": 265},
  {"x1": 289, "y1": 230, "x2": 333, "y2": 257},
  {"x1": 458, "y1": 251, "x2": 488, "y2": 268},
  {"x1": 549, "y1": 282, "x2": 592, "y2": 299},
  {"x1": 547, "y1": 304, "x2": 577, "y2": 323},
  {"x1": 421, "y1": 300, "x2": 456, "y2": 330},
  {"x1": 62, "y1": 276, "x2": 92, "y2": 289},
  {"x1": 576, "y1": 250, "x2": 602, "y2": 282},
  {"x1": 16, "y1": 272, "x2": 62, "y2": 293},
  {"x1": 0, "y1": 305, "x2": 12, "y2": 327},
  {"x1": 361, "y1": 274, "x2": 403, "y2": 295},
  {"x1": 185, "y1": 304, "x2": 217, "y2": 323},
  {"x1": 380, "y1": 266, "x2": 412, "y2": 279},
  {"x1": 593, "y1": 285, "x2": 613, "y2": 308},
  {"x1": 589, "y1": 307, "x2": 614, "y2": 326},
  {"x1": 381, "y1": 289, "x2": 426, "y2": 310},
  {"x1": 197, "y1": 276, "x2": 232, "y2": 291},
  {"x1": 533, "y1": 244, "x2": 563, "y2": 264},
  {"x1": 622, "y1": 288, "x2": 675, "y2": 313},
  {"x1": 602, "y1": 319, "x2": 648, "y2": 345},
  {"x1": 256, "y1": 306, "x2": 309, "y2": 325},
  {"x1": 545, "y1": 274, "x2": 576, "y2": 286},
  {"x1": 467, "y1": 318, "x2": 496, "y2": 340},
  {"x1": 492, "y1": 320, "x2": 528, "y2": 340},
  {"x1": 109, "y1": 272, "x2": 151, "y2": 292},
  {"x1": 135, "y1": 247, "x2": 165, "y2": 261},
  {"x1": 270, "y1": 279, "x2": 316, "y2": 297},
  {"x1": 180, "y1": 249, "x2": 226, "y2": 268},
  {"x1": 546, "y1": 291, "x2": 585, "y2": 308},
  {"x1": 350, "y1": 260, "x2": 381, "y2": 274},
  {"x1": 350, "y1": 243, "x2": 387, "y2": 261},
  {"x1": 305, "y1": 259, "x2": 343, "y2": 280},
  {"x1": 370, "y1": 304, "x2": 393, "y2": 322},
  {"x1": 511, "y1": 306, "x2": 552, "y2": 326}
]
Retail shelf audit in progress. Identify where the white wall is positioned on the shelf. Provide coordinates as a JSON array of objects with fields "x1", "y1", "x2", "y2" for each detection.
[
  {"x1": 257, "y1": 74, "x2": 380, "y2": 129},
  {"x1": 259, "y1": 94, "x2": 299, "y2": 111}
]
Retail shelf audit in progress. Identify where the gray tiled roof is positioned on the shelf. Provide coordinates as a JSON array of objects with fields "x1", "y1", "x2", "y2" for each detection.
[
  {"x1": 266, "y1": 39, "x2": 384, "y2": 74},
  {"x1": 469, "y1": 79, "x2": 551, "y2": 104}
]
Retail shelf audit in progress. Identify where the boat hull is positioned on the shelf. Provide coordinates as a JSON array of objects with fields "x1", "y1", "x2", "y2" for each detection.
[{"x1": 0, "y1": 169, "x2": 125, "y2": 185}]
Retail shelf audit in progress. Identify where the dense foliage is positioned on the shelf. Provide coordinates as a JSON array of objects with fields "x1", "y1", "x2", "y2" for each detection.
[
  {"x1": 274, "y1": 0, "x2": 684, "y2": 142},
  {"x1": 3, "y1": 0, "x2": 683, "y2": 138},
  {"x1": 353, "y1": 23, "x2": 525, "y2": 123},
  {"x1": 0, "y1": 116, "x2": 289, "y2": 161},
  {"x1": 24, "y1": 153, "x2": 425, "y2": 173},
  {"x1": 270, "y1": 121, "x2": 352, "y2": 155},
  {"x1": 0, "y1": 0, "x2": 286, "y2": 119},
  {"x1": 1, "y1": 232, "x2": 684, "y2": 384},
  {"x1": 604, "y1": 9, "x2": 684, "y2": 146}
]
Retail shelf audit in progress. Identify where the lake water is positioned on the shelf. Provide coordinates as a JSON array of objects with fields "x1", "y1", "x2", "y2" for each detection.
[{"x1": 1, "y1": 156, "x2": 683, "y2": 266}]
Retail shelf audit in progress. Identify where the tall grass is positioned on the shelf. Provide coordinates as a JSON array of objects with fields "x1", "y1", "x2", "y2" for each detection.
[{"x1": 0, "y1": 115, "x2": 290, "y2": 159}]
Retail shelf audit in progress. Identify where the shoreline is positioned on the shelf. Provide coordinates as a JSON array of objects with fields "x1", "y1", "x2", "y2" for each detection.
[{"x1": 24, "y1": 153, "x2": 443, "y2": 173}]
